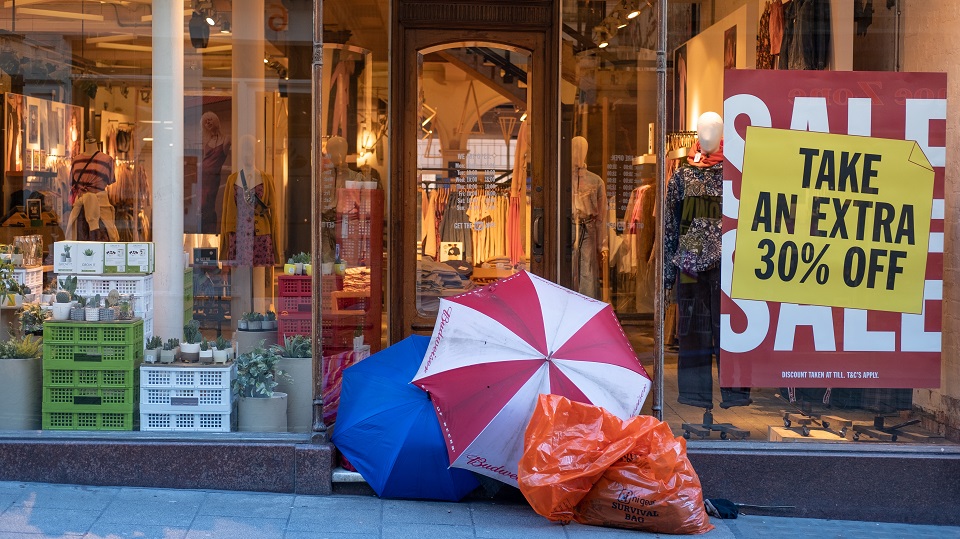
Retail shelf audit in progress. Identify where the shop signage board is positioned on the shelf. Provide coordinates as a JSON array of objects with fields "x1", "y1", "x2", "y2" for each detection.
[{"x1": 721, "y1": 71, "x2": 945, "y2": 388}]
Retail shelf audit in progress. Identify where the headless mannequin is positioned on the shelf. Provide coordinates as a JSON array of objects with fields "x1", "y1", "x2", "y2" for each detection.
[
  {"x1": 67, "y1": 133, "x2": 119, "y2": 241},
  {"x1": 321, "y1": 136, "x2": 360, "y2": 263},
  {"x1": 665, "y1": 112, "x2": 751, "y2": 424},
  {"x1": 571, "y1": 136, "x2": 608, "y2": 300},
  {"x1": 200, "y1": 111, "x2": 230, "y2": 233}
]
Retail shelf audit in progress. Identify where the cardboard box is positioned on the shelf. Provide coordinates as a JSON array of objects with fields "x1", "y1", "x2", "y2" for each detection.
[
  {"x1": 103, "y1": 243, "x2": 127, "y2": 273},
  {"x1": 53, "y1": 241, "x2": 77, "y2": 274},
  {"x1": 75, "y1": 242, "x2": 105, "y2": 274},
  {"x1": 125, "y1": 242, "x2": 154, "y2": 273}
]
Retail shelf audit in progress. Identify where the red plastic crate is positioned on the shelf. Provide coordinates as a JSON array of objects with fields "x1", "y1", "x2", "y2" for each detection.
[
  {"x1": 278, "y1": 316, "x2": 311, "y2": 339},
  {"x1": 278, "y1": 295, "x2": 312, "y2": 316},
  {"x1": 278, "y1": 275, "x2": 312, "y2": 296}
]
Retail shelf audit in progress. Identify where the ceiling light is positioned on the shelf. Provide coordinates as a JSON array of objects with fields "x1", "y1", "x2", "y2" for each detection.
[
  {"x1": 593, "y1": 25, "x2": 612, "y2": 49},
  {"x1": 205, "y1": 13, "x2": 216, "y2": 26},
  {"x1": 220, "y1": 20, "x2": 231, "y2": 34},
  {"x1": 519, "y1": 112, "x2": 527, "y2": 122}
]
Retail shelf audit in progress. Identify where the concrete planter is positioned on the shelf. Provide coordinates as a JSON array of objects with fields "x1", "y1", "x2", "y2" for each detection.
[
  {"x1": 0, "y1": 357, "x2": 42, "y2": 430},
  {"x1": 238, "y1": 393, "x2": 288, "y2": 432},
  {"x1": 276, "y1": 357, "x2": 313, "y2": 433}
]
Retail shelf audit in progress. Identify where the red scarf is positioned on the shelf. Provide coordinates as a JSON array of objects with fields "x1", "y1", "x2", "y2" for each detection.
[{"x1": 687, "y1": 140, "x2": 725, "y2": 168}]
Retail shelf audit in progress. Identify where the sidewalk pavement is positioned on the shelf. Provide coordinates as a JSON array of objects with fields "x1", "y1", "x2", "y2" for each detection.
[{"x1": 0, "y1": 481, "x2": 957, "y2": 539}]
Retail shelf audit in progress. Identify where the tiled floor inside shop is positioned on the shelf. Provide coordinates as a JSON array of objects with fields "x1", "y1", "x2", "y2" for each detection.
[{"x1": 621, "y1": 320, "x2": 950, "y2": 445}]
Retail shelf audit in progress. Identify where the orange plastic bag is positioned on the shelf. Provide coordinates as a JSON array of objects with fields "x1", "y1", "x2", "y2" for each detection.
[{"x1": 518, "y1": 394, "x2": 713, "y2": 535}]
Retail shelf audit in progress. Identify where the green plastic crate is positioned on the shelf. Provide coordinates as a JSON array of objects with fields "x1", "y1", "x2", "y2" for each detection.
[
  {"x1": 43, "y1": 367, "x2": 136, "y2": 388},
  {"x1": 42, "y1": 411, "x2": 134, "y2": 431},
  {"x1": 43, "y1": 386, "x2": 137, "y2": 413},
  {"x1": 44, "y1": 320, "x2": 144, "y2": 346},
  {"x1": 43, "y1": 342, "x2": 142, "y2": 369}
]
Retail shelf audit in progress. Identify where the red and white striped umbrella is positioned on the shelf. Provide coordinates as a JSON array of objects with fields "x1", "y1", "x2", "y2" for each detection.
[{"x1": 413, "y1": 271, "x2": 651, "y2": 487}]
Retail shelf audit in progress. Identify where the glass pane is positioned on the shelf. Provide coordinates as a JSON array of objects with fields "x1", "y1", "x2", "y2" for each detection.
[
  {"x1": 663, "y1": 0, "x2": 954, "y2": 446},
  {"x1": 415, "y1": 45, "x2": 532, "y2": 316},
  {"x1": 560, "y1": 0, "x2": 659, "y2": 411}
]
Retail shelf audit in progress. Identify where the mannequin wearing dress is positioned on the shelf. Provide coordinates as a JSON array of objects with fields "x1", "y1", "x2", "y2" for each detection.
[
  {"x1": 219, "y1": 135, "x2": 280, "y2": 266},
  {"x1": 67, "y1": 135, "x2": 119, "y2": 241},
  {"x1": 321, "y1": 136, "x2": 361, "y2": 263},
  {"x1": 571, "y1": 136, "x2": 609, "y2": 299}
]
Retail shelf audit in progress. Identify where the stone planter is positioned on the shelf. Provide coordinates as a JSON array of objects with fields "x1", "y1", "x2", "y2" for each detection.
[
  {"x1": 276, "y1": 356, "x2": 313, "y2": 433},
  {"x1": 159, "y1": 347, "x2": 177, "y2": 364},
  {"x1": 51, "y1": 303, "x2": 72, "y2": 321},
  {"x1": 180, "y1": 342, "x2": 201, "y2": 363},
  {"x1": 143, "y1": 348, "x2": 160, "y2": 364},
  {"x1": 212, "y1": 349, "x2": 228, "y2": 364},
  {"x1": 199, "y1": 349, "x2": 214, "y2": 364},
  {"x1": 0, "y1": 357, "x2": 42, "y2": 430},
  {"x1": 238, "y1": 392, "x2": 288, "y2": 432},
  {"x1": 84, "y1": 307, "x2": 99, "y2": 322}
]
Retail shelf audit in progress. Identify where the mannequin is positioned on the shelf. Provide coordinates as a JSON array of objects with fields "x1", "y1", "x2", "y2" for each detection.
[
  {"x1": 321, "y1": 136, "x2": 361, "y2": 263},
  {"x1": 200, "y1": 111, "x2": 231, "y2": 233},
  {"x1": 571, "y1": 136, "x2": 608, "y2": 300},
  {"x1": 66, "y1": 132, "x2": 119, "y2": 241},
  {"x1": 219, "y1": 135, "x2": 281, "y2": 266},
  {"x1": 664, "y1": 112, "x2": 751, "y2": 411}
]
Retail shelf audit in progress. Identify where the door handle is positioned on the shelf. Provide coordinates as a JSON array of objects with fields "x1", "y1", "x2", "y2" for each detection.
[{"x1": 532, "y1": 208, "x2": 544, "y2": 256}]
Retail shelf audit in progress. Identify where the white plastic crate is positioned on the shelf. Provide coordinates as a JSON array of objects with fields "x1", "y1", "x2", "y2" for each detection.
[
  {"x1": 140, "y1": 409, "x2": 236, "y2": 432},
  {"x1": 140, "y1": 364, "x2": 235, "y2": 390},
  {"x1": 61, "y1": 274, "x2": 154, "y2": 314},
  {"x1": 140, "y1": 387, "x2": 234, "y2": 413},
  {"x1": 14, "y1": 267, "x2": 43, "y2": 293}
]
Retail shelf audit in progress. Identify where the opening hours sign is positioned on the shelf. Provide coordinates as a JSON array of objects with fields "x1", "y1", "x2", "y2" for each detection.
[{"x1": 721, "y1": 71, "x2": 945, "y2": 389}]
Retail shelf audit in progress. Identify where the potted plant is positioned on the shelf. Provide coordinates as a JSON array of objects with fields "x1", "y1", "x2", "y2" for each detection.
[
  {"x1": 58, "y1": 276, "x2": 78, "y2": 300},
  {"x1": 41, "y1": 287, "x2": 55, "y2": 305},
  {"x1": 181, "y1": 319, "x2": 202, "y2": 362},
  {"x1": 238, "y1": 312, "x2": 252, "y2": 331},
  {"x1": 144, "y1": 336, "x2": 163, "y2": 364},
  {"x1": 213, "y1": 336, "x2": 230, "y2": 364},
  {"x1": 233, "y1": 343, "x2": 289, "y2": 432},
  {"x1": 0, "y1": 335, "x2": 43, "y2": 429},
  {"x1": 263, "y1": 310, "x2": 277, "y2": 331},
  {"x1": 199, "y1": 339, "x2": 213, "y2": 364},
  {"x1": 85, "y1": 294, "x2": 101, "y2": 322},
  {"x1": 160, "y1": 338, "x2": 179, "y2": 364},
  {"x1": 117, "y1": 301, "x2": 132, "y2": 321},
  {"x1": 248, "y1": 312, "x2": 263, "y2": 331},
  {"x1": 99, "y1": 291, "x2": 116, "y2": 322},
  {"x1": 17, "y1": 303, "x2": 48, "y2": 336},
  {"x1": 52, "y1": 291, "x2": 72, "y2": 321},
  {"x1": 11, "y1": 245, "x2": 22, "y2": 267},
  {"x1": 291, "y1": 251, "x2": 310, "y2": 275},
  {"x1": 271, "y1": 335, "x2": 313, "y2": 433},
  {"x1": 70, "y1": 296, "x2": 86, "y2": 321}
]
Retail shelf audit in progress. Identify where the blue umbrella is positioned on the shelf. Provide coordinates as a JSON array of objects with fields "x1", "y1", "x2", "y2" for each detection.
[{"x1": 331, "y1": 335, "x2": 480, "y2": 501}]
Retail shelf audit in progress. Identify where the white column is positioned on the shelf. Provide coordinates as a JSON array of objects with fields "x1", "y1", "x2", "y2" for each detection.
[
  {"x1": 231, "y1": 0, "x2": 267, "y2": 320},
  {"x1": 152, "y1": 2, "x2": 185, "y2": 340}
]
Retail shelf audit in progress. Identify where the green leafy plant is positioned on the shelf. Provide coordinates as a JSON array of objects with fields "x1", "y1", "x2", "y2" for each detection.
[
  {"x1": 163, "y1": 338, "x2": 180, "y2": 351},
  {"x1": 58, "y1": 275, "x2": 78, "y2": 300},
  {"x1": 17, "y1": 303, "x2": 48, "y2": 335},
  {"x1": 118, "y1": 301, "x2": 131, "y2": 319},
  {"x1": 241, "y1": 312, "x2": 256, "y2": 322},
  {"x1": 75, "y1": 295, "x2": 87, "y2": 308},
  {"x1": 200, "y1": 339, "x2": 210, "y2": 352},
  {"x1": 254, "y1": 312, "x2": 264, "y2": 322},
  {"x1": 232, "y1": 343, "x2": 289, "y2": 398},
  {"x1": 0, "y1": 335, "x2": 42, "y2": 359},
  {"x1": 272, "y1": 335, "x2": 311, "y2": 358},
  {"x1": 183, "y1": 319, "x2": 202, "y2": 344},
  {"x1": 55, "y1": 291, "x2": 71, "y2": 303},
  {"x1": 146, "y1": 336, "x2": 163, "y2": 350},
  {"x1": 265, "y1": 310, "x2": 276, "y2": 322},
  {"x1": 214, "y1": 336, "x2": 230, "y2": 350},
  {"x1": 291, "y1": 252, "x2": 310, "y2": 264}
]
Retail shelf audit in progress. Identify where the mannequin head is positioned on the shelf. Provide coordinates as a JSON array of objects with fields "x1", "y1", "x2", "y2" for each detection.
[
  {"x1": 201, "y1": 112, "x2": 221, "y2": 135},
  {"x1": 696, "y1": 112, "x2": 723, "y2": 154},
  {"x1": 239, "y1": 134, "x2": 256, "y2": 170},
  {"x1": 328, "y1": 136, "x2": 348, "y2": 166},
  {"x1": 571, "y1": 136, "x2": 588, "y2": 169}
]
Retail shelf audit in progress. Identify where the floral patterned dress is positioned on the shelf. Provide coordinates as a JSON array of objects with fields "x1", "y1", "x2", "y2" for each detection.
[{"x1": 227, "y1": 183, "x2": 275, "y2": 267}]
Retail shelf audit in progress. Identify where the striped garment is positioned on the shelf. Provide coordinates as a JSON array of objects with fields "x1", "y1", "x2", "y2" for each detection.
[{"x1": 69, "y1": 151, "x2": 115, "y2": 204}]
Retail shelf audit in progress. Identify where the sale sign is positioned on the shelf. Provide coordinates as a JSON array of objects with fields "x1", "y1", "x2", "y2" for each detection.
[
  {"x1": 721, "y1": 71, "x2": 944, "y2": 388},
  {"x1": 732, "y1": 128, "x2": 934, "y2": 314}
]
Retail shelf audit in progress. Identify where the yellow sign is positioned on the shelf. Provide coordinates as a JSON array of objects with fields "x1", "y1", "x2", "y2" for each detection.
[{"x1": 731, "y1": 127, "x2": 934, "y2": 314}]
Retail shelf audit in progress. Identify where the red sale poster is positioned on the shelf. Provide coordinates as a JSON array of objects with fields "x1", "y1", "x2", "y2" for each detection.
[{"x1": 720, "y1": 70, "x2": 945, "y2": 388}]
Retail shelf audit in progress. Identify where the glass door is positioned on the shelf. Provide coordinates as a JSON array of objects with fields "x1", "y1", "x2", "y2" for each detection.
[{"x1": 414, "y1": 44, "x2": 533, "y2": 316}]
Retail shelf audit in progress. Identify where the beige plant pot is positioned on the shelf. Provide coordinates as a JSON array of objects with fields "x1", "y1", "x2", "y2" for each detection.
[
  {"x1": 276, "y1": 357, "x2": 313, "y2": 433},
  {"x1": 238, "y1": 393, "x2": 288, "y2": 432},
  {"x1": 0, "y1": 357, "x2": 42, "y2": 430}
]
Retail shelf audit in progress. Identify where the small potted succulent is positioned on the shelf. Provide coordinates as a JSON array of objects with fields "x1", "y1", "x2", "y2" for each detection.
[
  {"x1": 263, "y1": 310, "x2": 277, "y2": 331},
  {"x1": 99, "y1": 291, "x2": 116, "y2": 321},
  {"x1": 199, "y1": 339, "x2": 214, "y2": 364},
  {"x1": 84, "y1": 294, "x2": 101, "y2": 322},
  {"x1": 181, "y1": 319, "x2": 202, "y2": 362},
  {"x1": 238, "y1": 312, "x2": 252, "y2": 331},
  {"x1": 117, "y1": 301, "x2": 132, "y2": 321},
  {"x1": 213, "y1": 335, "x2": 230, "y2": 364},
  {"x1": 160, "y1": 338, "x2": 179, "y2": 364},
  {"x1": 52, "y1": 291, "x2": 72, "y2": 321},
  {"x1": 70, "y1": 296, "x2": 85, "y2": 321},
  {"x1": 291, "y1": 251, "x2": 310, "y2": 275},
  {"x1": 248, "y1": 312, "x2": 263, "y2": 331},
  {"x1": 144, "y1": 336, "x2": 163, "y2": 363}
]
